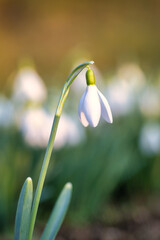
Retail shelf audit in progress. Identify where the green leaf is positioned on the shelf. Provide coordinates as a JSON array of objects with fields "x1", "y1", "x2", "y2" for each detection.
[
  {"x1": 41, "y1": 182, "x2": 72, "y2": 240},
  {"x1": 14, "y1": 177, "x2": 33, "y2": 240}
]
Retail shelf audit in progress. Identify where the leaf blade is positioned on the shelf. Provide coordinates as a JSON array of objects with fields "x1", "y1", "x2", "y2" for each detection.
[
  {"x1": 41, "y1": 182, "x2": 72, "y2": 240},
  {"x1": 14, "y1": 177, "x2": 33, "y2": 240}
]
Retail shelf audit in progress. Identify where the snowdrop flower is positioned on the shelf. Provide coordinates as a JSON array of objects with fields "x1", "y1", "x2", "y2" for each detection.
[
  {"x1": 20, "y1": 108, "x2": 84, "y2": 149},
  {"x1": 105, "y1": 78, "x2": 135, "y2": 116},
  {"x1": 20, "y1": 108, "x2": 52, "y2": 148},
  {"x1": 105, "y1": 63, "x2": 145, "y2": 117},
  {"x1": 117, "y1": 63, "x2": 145, "y2": 89},
  {"x1": 78, "y1": 68, "x2": 113, "y2": 127},
  {"x1": 54, "y1": 114, "x2": 85, "y2": 149},
  {"x1": 13, "y1": 67, "x2": 47, "y2": 103}
]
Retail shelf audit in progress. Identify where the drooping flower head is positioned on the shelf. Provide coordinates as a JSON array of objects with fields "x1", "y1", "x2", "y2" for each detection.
[{"x1": 78, "y1": 68, "x2": 113, "y2": 127}]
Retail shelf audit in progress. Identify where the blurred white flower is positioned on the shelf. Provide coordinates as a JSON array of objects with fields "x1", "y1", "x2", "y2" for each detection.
[
  {"x1": 105, "y1": 63, "x2": 145, "y2": 116},
  {"x1": 117, "y1": 63, "x2": 145, "y2": 89},
  {"x1": 78, "y1": 69, "x2": 113, "y2": 127},
  {"x1": 105, "y1": 79, "x2": 135, "y2": 116},
  {"x1": 54, "y1": 114, "x2": 85, "y2": 149},
  {"x1": 13, "y1": 67, "x2": 47, "y2": 103},
  {"x1": 138, "y1": 85, "x2": 160, "y2": 117},
  {"x1": 0, "y1": 96, "x2": 14, "y2": 127},
  {"x1": 20, "y1": 108, "x2": 84, "y2": 149},
  {"x1": 20, "y1": 108, "x2": 52, "y2": 148},
  {"x1": 139, "y1": 122, "x2": 160, "y2": 156}
]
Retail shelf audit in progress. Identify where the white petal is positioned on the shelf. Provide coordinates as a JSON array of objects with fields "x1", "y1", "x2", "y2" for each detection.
[
  {"x1": 97, "y1": 89, "x2": 113, "y2": 123},
  {"x1": 79, "y1": 112, "x2": 89, "y2": 127},
  {"x1": 82, "y1": 85, "x2": 101, "y2": 127},
  {"x1": 78, "y1": 90, "x2": 86, "y2": 117},
  {"x1": 78, "y1": 90, "x2": 89, "y2": 127}
]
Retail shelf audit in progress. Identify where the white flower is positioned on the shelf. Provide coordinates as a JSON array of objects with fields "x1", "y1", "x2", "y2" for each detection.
[
  {"x1": 13, "y1": 67, "x2": 47, "y2": 103},
  {"x1": 20, "y1": 108, "x2": 52, "y2": 148},
  {"x1": 20, "y1": 108, "x2": 84, "y2": 149},
  {"x1": 105, "y1": 63, "x2": 145, "y2": 117},
  {"x1": 78, "y1": 69, "x2": 113, "y2": 127},
  {"x1": 105, "y1": 79, "x2": 135, "y2": 116},
  {"x1": 54, "y1": 114, "x2": 85, "y2": 149}
]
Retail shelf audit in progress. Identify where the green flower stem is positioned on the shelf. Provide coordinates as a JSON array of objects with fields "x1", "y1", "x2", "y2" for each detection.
[
  {"x1": 28, "y1": 61, "x2": 94, "y2": 240},
  {"x1": 28, "y1": 114, "x2": 60, "y2": 240}
]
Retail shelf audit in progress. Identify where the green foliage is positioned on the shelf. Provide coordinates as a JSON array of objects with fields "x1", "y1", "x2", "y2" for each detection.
[
  {"x1": 46, "y1": 113, "x2": 149, "y2": 222},
  {"x1": 14, "y1": 178, "x2": 33, "y2": 240},
  {"x1": 0, "y1": 128, "x2": 42, "y2": 232},
  {"x1": 41, "y1": 183, "x2": 72, "y2": 240},
  {"x1": 0, "y1": 112, "x2": 159, "y2": 231}
]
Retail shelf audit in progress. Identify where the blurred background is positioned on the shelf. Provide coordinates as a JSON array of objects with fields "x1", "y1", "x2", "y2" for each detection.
[{"x1": 0, "y1": 0, "x2": 160, "y2": 239}]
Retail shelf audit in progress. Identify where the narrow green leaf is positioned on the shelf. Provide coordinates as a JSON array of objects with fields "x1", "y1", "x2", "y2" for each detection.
[
  {"x1": 41, "y1": 182, "x2": 72, "y2": 240},
  {"x1": 14, "y1": 177, "x2": 33, "y2": 240}
]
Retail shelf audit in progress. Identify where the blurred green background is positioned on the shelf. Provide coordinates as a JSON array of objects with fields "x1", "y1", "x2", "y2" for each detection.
[{"x1": 0, "y1": 0, "x2": 160, "y2": 239}]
